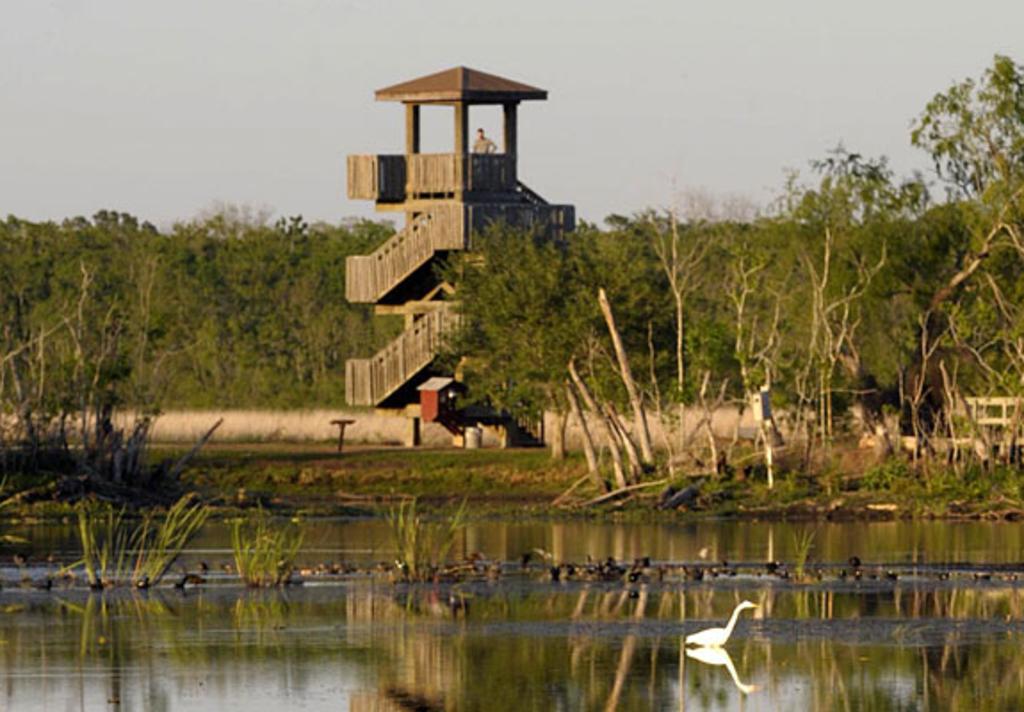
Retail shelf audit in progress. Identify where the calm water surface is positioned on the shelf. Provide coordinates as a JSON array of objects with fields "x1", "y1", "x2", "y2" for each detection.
[{"x1": 2, "y1": 518, "x2": 1024, "y2": 710}]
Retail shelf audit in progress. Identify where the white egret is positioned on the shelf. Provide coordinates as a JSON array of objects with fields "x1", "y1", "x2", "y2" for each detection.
[
  {"x1": 686, "y1": 646, "x2": 757, "y2": 695},
  {"x1": 684, "y1": 600, "x2": 758, "y2": 647}
]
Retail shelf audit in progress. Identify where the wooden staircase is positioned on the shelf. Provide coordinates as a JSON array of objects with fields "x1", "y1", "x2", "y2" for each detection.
[
  {"x1": 345, "y1": 307, "x2": 459, "y2": 407},
  {"x1": 344, "y1": 193, "x2": 573, "y2": 409},
  {"x1": 345, "y1": 206, "x2": 464, "y2": 304},
  {"x1": 345, "y1": 196, "x2": 572, "y2": 305}
]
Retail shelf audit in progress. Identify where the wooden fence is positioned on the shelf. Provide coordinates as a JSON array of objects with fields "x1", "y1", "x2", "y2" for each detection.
[{"x1": 964, "y1": 397, "x2": 1022, "y2": 429}]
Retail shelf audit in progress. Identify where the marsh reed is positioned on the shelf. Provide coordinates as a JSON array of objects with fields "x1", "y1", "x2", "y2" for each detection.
[
  {"x1": 74, "y1": 494, "x2": 209, "y2": 588},
  {"x1": 231, "y1": 507, "x2": 304, "y2": 587},
  {"x1": 388, "y1": 497, "x2": 467, "y2": 581}
]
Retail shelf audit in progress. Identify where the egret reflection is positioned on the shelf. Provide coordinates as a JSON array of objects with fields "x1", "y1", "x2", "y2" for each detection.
[{"x1": 686, "y1": 645, "x2": 758, "y2": 695}]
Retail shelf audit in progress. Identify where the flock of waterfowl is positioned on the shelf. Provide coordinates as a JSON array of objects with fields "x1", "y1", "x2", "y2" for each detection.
[
  {"x1": 4, "y1": 548, "x2": 1022, "y2": 701},
  {"x1": 3, "y1": 549, "x2": 1023, "y2": 591},
  {"x1": 534, "y1": 553, "x2": 1024, "y2": 586}
]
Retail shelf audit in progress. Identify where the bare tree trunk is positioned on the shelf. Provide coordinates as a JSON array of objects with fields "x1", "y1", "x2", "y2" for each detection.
[
  {"x1": 606, "y1": 403, "x2": 642, "y2": 484},
  {"x1": 650, "y1": 209, "x2": 708, "y2": 458},
  {"x1": 672, "y1": 293, "x2": 687, "y2": 460},
  {"x1": 598, "y1": 288, "x2": 654, "y2": 466},
  {"x1": 693, "y1": 371, "x2": 728, "y2": 476},
  {"x1": 646, "y1": 321, "x2": 676, "y2": 477},
  {"x1": 688, "y1": 370, "x2": 729, "y2": 475},
  {"x1": 566, "y1": 383, "x2": 605, "y2": 491},
  {"x1": 549, "y1": 410, "x2": 568, "y2": 460},
  {"x1": 569, "y1": 359, "x2": 627, "y2": 490}
]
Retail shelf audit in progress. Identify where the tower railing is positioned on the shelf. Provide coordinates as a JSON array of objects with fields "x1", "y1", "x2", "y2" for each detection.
[
  {"x1": 347, "y1": 154, "x2": 406, "y2": 202},
  {"x1": 347, "y1": 153, "x2": 517, "y2": 201}
]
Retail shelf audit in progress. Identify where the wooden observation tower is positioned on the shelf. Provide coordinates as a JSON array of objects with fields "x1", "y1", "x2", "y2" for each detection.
[{"x1": 344, "y1": 66, "x2": 575, "y2": 445}]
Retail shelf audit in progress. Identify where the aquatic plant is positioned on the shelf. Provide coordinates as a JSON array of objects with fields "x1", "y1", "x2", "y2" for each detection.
[
  {"x1": 792, "y1": 529, "x2": 816, "y2": 581},
  {"x1": 231, "y1": 507, "x2": 304, "y2": 587},
  {"x1": 76, "y1": 506, "x2": 132, "y2": 588},
  {"x1": 388, "y1": 497, "x2": 467, "y2": 581},
  {"x1": 131, "y1": 494, "x2": 210, "y2": 586},
  {"x1": 74, "y1": 494, "x2": 209, "y2": 588}
]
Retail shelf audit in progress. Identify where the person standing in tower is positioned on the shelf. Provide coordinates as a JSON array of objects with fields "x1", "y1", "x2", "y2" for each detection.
[{"x1": 473, "y1": 128, "x2": 497, "y2": 154}]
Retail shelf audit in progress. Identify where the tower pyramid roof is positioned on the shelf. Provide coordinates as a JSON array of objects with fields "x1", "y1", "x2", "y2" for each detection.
[{"x1": 375, "y1": 66, "x2": 547, "y2": 103}]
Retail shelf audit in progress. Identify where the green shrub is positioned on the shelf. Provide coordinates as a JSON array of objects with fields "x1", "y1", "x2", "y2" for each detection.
[{"x1": 862, "y1": 460, "x2": 911, "y2": 492}]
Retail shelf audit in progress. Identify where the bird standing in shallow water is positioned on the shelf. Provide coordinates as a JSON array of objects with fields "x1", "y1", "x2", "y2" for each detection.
[{"x1": 685, "y1": 600, "x2": 759, "y2": 647}]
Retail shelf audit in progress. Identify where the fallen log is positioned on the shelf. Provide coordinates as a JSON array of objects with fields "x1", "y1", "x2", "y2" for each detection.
[
  {"x1": 552, "y1": 473, "x2": 593, "y2": 507},
  {"x1": 581, "y1": 478, "x2": 668, "y2": 508},
  {"x1": 1, "y1": 480, "x2": 62, "y2": 508},
  {"x1": 658, "y1": 483, "x2": 701, "y2": 510}
]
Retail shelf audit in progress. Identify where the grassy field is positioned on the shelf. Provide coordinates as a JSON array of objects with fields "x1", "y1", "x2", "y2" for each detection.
[
  {"x1": 7, "y1": 439, "x2": 1024, "y2": 522},
  {"x1": 156, "y1": 441, "x2": 1024, "y2": 521},
  {"x1": 172, "y1": 444, "x2": 587, "y2": 515}
]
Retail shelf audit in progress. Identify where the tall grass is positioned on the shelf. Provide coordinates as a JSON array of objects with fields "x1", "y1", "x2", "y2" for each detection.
[
  {"x1": 76, "y1": 506, "x2": 132, "y2": 589},
  {"x1": 389, "y1": 497, "x2": 467, "y2": 581},
  {"x1": 74, "y1": 495, "x2": 209, "y2": 589},
  {"x1": 142, "y1": 409, "x2": 450, "y2": 444},
  {"x1": 131, "y1": 495, "x2": 210, "y2": 585},
  {"x1": 139, "y1": 407, "x2": 749, "y2": 447},
  {"x1": 792, "y1": 528, "x2": 816, "y2": 581},
  {"x1": 231, "y1": 507, "x2": 304, "y2": 587}
]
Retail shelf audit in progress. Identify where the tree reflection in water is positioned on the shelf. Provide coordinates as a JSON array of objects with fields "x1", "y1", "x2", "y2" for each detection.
[{"x1": 0, "y1": 581, "x2": 1021, "y2": 710}]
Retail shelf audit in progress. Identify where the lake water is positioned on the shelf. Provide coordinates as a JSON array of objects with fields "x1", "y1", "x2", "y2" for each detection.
[{"x1": 2, "y1": 518, "x2": 1024, "y2": 710}]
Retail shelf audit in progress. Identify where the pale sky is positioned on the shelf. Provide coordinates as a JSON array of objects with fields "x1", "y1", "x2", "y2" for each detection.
[{"x1": 2, "y1": 0, "x2": 1022, "y2": 226}]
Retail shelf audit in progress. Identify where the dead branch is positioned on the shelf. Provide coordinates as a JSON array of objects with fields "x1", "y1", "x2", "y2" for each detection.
[
  {"x1": 597, "y1": 288, "x2": 655, "y2": 465},
  {"x1": 565, "y1": 381, "x2": 605, "y2": 491},
  {"x1": 166, "y1": 418, "x2": 224, "y2": 481},
  {"x1": 551, "y1": 473, "x2": 594, "y2": 507},
  {"x1": 569, "y1": 359, "x2": 628, "y2": 489},
  {"x1": 580, "y1": 478, "x2": 668, "y2": 508}
]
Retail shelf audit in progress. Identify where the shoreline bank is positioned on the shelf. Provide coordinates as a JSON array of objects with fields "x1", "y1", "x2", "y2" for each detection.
[{"x1": 4, "y1": 443, "x2": 1022, "y2": 523}]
